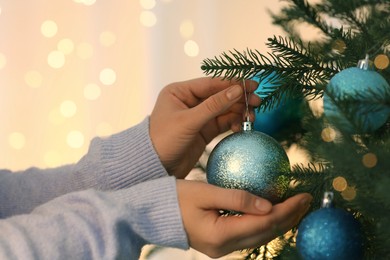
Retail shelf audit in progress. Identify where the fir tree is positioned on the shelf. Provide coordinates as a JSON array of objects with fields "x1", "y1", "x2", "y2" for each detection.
[{"x1": 201, "y1": 0, "x2": 390, "y2": 259}]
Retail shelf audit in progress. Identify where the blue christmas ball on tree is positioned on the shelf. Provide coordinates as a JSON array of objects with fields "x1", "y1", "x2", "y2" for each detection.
[
  {"x1": 206, "y1": 122, "x2": 290, "y2": 203},
  {"x1": 323, "y1": 57, "x2": 390, "y2": 133},
  {"x1": 252, "y1": 71, "x2": 304, "y2": 136},
  {"x1": 297, "y1": 193, "x2": 363, "y2": 260}
]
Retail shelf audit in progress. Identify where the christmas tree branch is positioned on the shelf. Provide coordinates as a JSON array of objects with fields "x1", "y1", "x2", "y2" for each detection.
[
  {"x1": 215, "y1": 0, "x2": 390, "y2": 258},
  {"x1": 290, "y1": 0, "x2": 332, "y2": 36},
  {"x1": 270, "y1": 0, "x2": 333, "y2": 40},
  {"x1": 201, "y1": 36, "x2": 343, "y2": 111}
]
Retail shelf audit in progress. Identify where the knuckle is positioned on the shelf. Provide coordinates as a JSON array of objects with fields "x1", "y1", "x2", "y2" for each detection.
[
  {"x1": 231, "y1": 189, "x2": 251, "y2": 210},
  {"x1": 204, "y1": 96, "x2": 223, "y2": 113}
]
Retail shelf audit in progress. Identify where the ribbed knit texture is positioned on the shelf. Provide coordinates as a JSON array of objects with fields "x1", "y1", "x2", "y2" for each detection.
[
  {"x1": 0, "y1": 117, "x2": 189, "y2": 259},
  {"x1": 0, "y1": 177, "x2": 188, "y2": 259},
  {"x1": 97, "y1": 117, "x2": 169, "y2": 190},
  {"x1": 0, "y1": 117, "x2": 168, "y2": 217}
]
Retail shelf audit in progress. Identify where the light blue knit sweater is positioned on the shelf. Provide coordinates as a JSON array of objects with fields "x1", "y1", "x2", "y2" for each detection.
[{"x1": 0, "y1": 117, "x2": 189, "y2": 259}]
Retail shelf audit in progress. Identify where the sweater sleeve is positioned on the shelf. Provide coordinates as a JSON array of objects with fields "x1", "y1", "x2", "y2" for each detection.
[
  {"x1": 0, "y1": 117, "x2": 169, "y2": 218},
  {"x1": 0, "y1": 176, "x2": 189, "y2": 260}
]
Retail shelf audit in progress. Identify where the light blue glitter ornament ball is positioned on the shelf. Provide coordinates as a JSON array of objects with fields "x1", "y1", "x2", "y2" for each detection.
[
  {"x1": 206, "y1": 125, "x2": 290, "y2": 203},
  {"x1": 297, "y1": 207, "x2": 363, "y2": 260},
  {"x1": 323, "y1": 64, "x2": 390, "y2": 133}
]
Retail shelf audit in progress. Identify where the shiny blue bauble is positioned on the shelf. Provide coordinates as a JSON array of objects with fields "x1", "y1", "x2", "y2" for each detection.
[
  {"x1": 297, "y1": 207, "x2": 363, "y2": 260},
  {"x1": 206, "y1": 127, "x2": 290, "y2": 203},
  {"x1": 252, "y1": 71, "x2": 304, "y2": 136},
  {"x1": 323, "y1": 66, "x2": 390, "y2": 133}
]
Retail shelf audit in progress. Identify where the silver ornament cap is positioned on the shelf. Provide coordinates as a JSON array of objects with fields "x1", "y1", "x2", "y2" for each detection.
[
  {"x1": 357, "y1": 54, "x2": 374, "y2": 70},
  {"x1": 242, "y1": 121, "x2": 253, "y2": 131},
  {"x1": 321, "y1": 191, "x2": 334, "y2": 208}
]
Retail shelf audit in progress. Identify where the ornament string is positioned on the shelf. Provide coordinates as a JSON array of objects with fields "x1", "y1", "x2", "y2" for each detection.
[{"x1": 242, "y1": 79, "x2": 250, "y2": 122}]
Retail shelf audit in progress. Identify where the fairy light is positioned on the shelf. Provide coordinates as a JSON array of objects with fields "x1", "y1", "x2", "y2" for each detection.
[
  {"x1": 374, "y1": 54, "x2": 389, "y2": 70},
  {"x1": 41, "y1": 20, "x2": 58, "y2": 38},
  {"x1": 332, "y1": 176, "x2": 348, "y2": 192},
  {"x1": 47, "y1": 50, "x2": 65, "y2": 69},
  {"x1": 140, "y1": 11, "x2": 157, "y2": 27},
  {"x1": 99, "y1": 68, "x2": 117, "y2": 86},
  {"x1": 60, "y1": 100, "x2": 77, "y2": 118},
  {"x1": 180, "y1": 20, "x2": 194, "y2": 38},
  {"x1": 341, "y1": 186, "x2": 357, "y2": 201},
  {"x1": 184, "y1": 40, "x2": 199, "y2": 57},
  {"x1": 67, "y1": 131, "x2": 85, "y2": 148},
  {"x1": 362, "y1": 152, "x2": 377, "y2": 168},
  {"x1": 321, "y1": 126, "x2": 337, "y2": 142}
]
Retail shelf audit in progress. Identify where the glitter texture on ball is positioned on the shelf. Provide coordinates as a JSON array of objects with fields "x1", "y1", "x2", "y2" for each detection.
[{"x1": 206, "y1": 126, "x2": 290, "y2": 203}]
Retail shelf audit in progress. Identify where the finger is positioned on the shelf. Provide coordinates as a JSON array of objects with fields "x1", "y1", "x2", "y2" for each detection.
[
  {"x1": 226, "y1": 93, "x2": 261, "y2": 108},
  {"x1": 169, "y1": 78, "x2": 260, "y2": 109},
  {"x1": 218, "y1": 193, "x2": 312, "y2": 249},
  {"x1": 200, "y1": 184, "x2": 273, "y2": 215},
  {"x1": 237, "y1": 194, "x2": 312, "y2": 250},
  {"x1": 248, "y1": 93, "x2": 261, "y2": 107},
  {"x1": 184, "y1": 77, "x2": 259, "y2": 100},
  {"x1": 214, "y1": 95, "x2": 260, "y2": 113},
  {"x1": 231, "y1": 122, "x2": 242, "y2": 132},
  {"x1": 199, "y1": 113, "x2": 242, "y2": 143},
  {"x1": 188, "y1": 84, "x2": 245, "y2": 129},
  {"x1": 225, "y1": 102, "x2": 247, "y2": 114},
  {"x1": 269, "y1": 193, "x2": 313, "y2": 231}
]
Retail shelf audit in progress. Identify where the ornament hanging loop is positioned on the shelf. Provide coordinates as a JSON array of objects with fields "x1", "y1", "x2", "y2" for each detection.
[
  {"x1": 357, "y1": 54, "x2": 374, "y2": 70},
  {"x1": 242, "y1": 79, "x2": 251, "y2": 122},
  {"x1": 321, "y1": 191, "x2": 334, "y2": 208},
  {"x1": 242, "y1": 79, "x2": 253, "y2": 131}
]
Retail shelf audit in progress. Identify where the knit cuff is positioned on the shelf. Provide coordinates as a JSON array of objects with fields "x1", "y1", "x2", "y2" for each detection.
[
  {"x1": 96, "y1": 117, "x2": 169, "y2": 190},
  {"x1": 110, "y1": 176, "x2": 189, "y2": 250}
]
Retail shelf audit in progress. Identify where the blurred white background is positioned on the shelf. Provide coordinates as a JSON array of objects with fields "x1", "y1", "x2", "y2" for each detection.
[
  {"x1": 0, "y1": 0, "x2": 287, "y2": 171},
  {"x1": 0, "y1": 1, "x2": 293, "y2": 259}
]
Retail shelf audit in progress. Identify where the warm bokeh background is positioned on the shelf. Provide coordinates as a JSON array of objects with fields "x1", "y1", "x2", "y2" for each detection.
[
  {"x1": 1, "y1": 0, "x2": 288, "y2": 171},
  {"x1": 0, "y1": 1, "x2": 312, "y2": 259}
]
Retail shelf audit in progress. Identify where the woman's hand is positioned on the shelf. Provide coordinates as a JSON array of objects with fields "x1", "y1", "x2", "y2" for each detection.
[
  {"x1": 150, "y1": 77, "x2": 261, "y2": 178},
  {"x1": 176, "y1": 180, "x2": 312, "y2": 258}
]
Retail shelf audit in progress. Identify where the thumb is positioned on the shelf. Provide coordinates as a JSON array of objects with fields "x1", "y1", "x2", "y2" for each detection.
[
  {"x1": 190, "y1": 85, "x2": 243, "y2": 127},
  {"x1": 207, "y1": 186, "x2": 273, "y2": 215}
]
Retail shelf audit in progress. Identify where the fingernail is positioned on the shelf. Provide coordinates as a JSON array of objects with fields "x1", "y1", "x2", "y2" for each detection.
[
  {"x1": 226, "y1": 85, "x2": 242, "y2": 100},
  {"x1": 255, "y1": 199, "x2": 272, "y2": 213}
]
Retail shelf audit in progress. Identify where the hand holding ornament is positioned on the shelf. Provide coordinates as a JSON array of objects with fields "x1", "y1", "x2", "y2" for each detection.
[
  {"x1": 150, "y1": 77, "x2": 313, "y2": 258},
  {"x1": 176, "y1": 180, "x2": 312, "y2": 258},
  {"x1": 150, "y1": 77, "x2": 261, "y2": 179}
]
